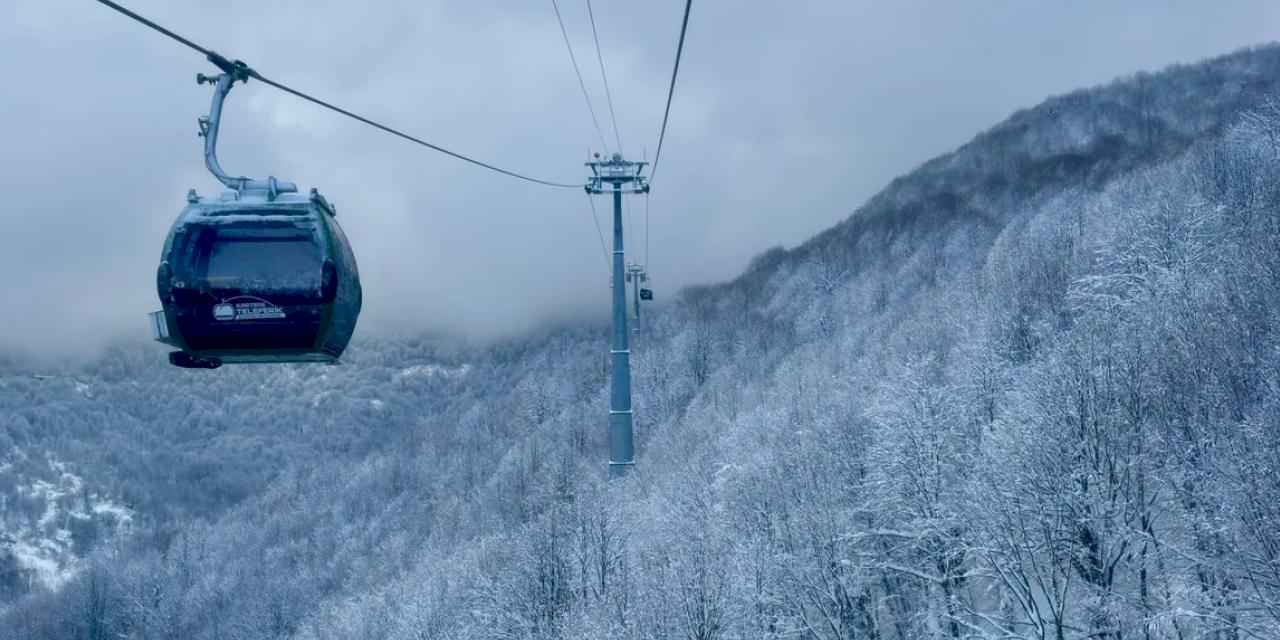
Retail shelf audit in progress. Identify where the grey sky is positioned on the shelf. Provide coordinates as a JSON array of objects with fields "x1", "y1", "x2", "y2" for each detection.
[{"x1": 1, "y1": 1, "x2": 1277, "y2": 360}]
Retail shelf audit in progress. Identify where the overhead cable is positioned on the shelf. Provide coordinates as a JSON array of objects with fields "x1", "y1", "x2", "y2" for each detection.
[
  {"x1": 551, "y1": 0, "x2": 611, "y2": 154},
  {"x1": 649, "y1": 0, "x2": 693, "y2": 183},
  {"x1": 585, "y1": 192, "x2": 610, "y2": 270},
  {"x1": 96, "y1": 0, "x2": 581, "y2": 189},
  {"x1": 586, "y1": 0, "x2": 624, "y2": 154}
]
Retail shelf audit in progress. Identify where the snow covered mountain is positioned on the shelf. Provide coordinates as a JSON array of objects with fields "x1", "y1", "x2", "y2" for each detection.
[
  {"x1": 5, "y1": 43, "x2": 1280, "y2": 639},
  {"x1": 0, "y1": 445, "x2": 133, "y2": 599}
]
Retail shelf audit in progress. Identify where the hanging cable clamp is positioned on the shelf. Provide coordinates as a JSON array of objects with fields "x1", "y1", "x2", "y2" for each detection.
[{"x1": 205, "y1": 51, "x2": 254, "y2": 83}]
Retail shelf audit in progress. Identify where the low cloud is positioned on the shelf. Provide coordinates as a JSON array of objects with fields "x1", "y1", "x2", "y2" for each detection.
[{"x1": 2, "y1": 0, "x2": 1275, "y2": 359}]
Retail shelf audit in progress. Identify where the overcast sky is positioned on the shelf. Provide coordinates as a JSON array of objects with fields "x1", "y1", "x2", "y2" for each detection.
[{"x1": 1, "y1": 1, "x2": 1277, "y2": 360}]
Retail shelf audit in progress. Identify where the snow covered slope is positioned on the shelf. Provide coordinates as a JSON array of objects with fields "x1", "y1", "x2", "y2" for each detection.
[
  {"x1": 5, "y1": 43, "x2": 1280, "y2": 640},
  {"x1": 0, "y1": 447, "x2": 132, "y2": 600}
]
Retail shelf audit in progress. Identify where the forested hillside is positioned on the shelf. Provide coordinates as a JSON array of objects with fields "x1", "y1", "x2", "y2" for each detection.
[{"x1": 5, "y1": 44, "x2": 1280, "y2": 639}]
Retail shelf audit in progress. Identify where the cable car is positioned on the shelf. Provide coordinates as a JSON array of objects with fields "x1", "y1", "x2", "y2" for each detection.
[
  {"x1": 149, "y1": 67, "x2": 361, "y2": 369},
  {"x1": 639, "y1": 288, "x2": 653, "y2": 301}
]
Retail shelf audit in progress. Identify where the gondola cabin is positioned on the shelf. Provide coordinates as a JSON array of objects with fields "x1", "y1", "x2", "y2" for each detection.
[
  {"x1": 150, "y1": 188, "x2": 361, "y2": 369},
  {"x1": 148, "y1": 66, "x2": 361, "y2": 369}
]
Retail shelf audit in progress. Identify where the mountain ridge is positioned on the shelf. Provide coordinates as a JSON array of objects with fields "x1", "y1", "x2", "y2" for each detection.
[{"x1": 687, "y1": 42, "x2": 1280, "y2": 305}]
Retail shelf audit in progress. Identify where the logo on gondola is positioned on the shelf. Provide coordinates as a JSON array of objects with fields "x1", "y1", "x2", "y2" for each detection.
[{"x1": 213, "y1": 296, "x2": 286, "y2": 321}]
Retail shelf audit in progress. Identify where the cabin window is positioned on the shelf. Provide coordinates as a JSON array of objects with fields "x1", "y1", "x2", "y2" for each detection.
[
  {"x1": 206, "y1": 238, "x2": 321, "y2": 290},
  {"x1": 185, "y1": 225, "x2": 323, "y2": 292}
]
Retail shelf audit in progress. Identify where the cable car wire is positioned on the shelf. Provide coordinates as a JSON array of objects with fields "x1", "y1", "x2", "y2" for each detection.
[
  {"x1": 649, "y1": 0, "x2": 693, "y2": 183},
  {"x1": 95, "y1": 0, "x2": 581, "y2": 189},
  {"x1": 551, "y1": 0, "x2": 610, "y2": 155},
  {"x1": 585, "y1": 193, "x2": 610, "y2": 270},
  {"x1": 586, "y1": 0, "x2": 623, "y2": 155},
  {"x1": 96, "y1": 0, "x2": 209, "y2": 57},
  {"x1": 626, "y1": 188, "x2": 634, "y2": 258},
  {"x1": 252, "y1": 76, "x2": 580, "y2": 187}
]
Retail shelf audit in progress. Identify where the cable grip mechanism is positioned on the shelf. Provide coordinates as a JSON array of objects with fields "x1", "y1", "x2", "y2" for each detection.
[
  {"x1": 193, "y1": 57, "x2": 296, "y2": 199},
  {"x1": 205, "y1": 51, "x2": 255, "y2": 83}
]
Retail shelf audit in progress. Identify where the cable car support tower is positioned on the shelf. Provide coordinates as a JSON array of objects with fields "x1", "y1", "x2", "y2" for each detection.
[{"x1": 586, "y1": 153, "x2": 649, "y2": 478}]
